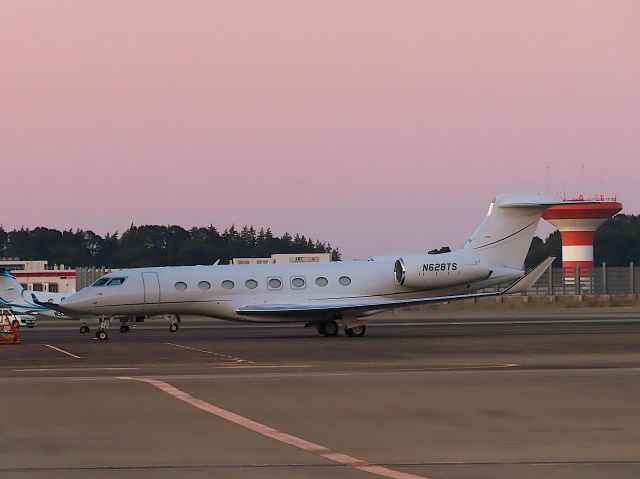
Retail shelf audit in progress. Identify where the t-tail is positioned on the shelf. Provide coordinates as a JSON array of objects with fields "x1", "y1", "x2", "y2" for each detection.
[
  {"x1": 0, "y1": 268, "x2": 25, "y2": 306},
  {"x1": 460, "y1": 193, "x2": 570, "y2": 270}
]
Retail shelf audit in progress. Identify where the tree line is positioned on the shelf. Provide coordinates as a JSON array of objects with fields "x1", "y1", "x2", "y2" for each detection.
[
  {"x1": 2, "y1": 214, "x2": 637, "y2": 269},
  {"x1": 0, "y1": 224, "x2": 340, "y2": 268}
]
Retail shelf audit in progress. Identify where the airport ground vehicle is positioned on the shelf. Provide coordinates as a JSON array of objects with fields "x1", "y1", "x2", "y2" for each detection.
[
  {"x1": 0, "y1": 309, "x2": 21, "y2": 343},
  {"x1": 0, "y1": 308, "x2": 35, "y2": 328}
]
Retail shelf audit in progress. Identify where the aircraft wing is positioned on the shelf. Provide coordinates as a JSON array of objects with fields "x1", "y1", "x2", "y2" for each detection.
[{"x1": 236, "y1": 257, "x2": 555, "y2": 317}]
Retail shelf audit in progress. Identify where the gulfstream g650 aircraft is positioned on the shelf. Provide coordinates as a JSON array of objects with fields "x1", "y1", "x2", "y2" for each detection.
[{"x1": 38, "y1": 194, "x2": 565, "y2": 340}]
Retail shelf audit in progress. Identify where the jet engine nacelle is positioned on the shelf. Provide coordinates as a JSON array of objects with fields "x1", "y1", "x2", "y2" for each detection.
[{"x1": 394, "y1": 253, "x2": 492, "y2": 289}]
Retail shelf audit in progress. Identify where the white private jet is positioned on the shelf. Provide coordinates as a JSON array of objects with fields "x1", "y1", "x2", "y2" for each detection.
[{"x1": 37, "y1": 193, "x2": 565, "y2": 340}]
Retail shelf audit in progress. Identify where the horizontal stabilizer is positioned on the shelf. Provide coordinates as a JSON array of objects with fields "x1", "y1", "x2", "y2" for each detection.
[{"x1": 502, "y1": 256, "x2": 555, "y2": 294}]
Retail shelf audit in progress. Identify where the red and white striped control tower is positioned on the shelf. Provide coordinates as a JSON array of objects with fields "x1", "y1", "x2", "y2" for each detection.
[{"x1": 542, "y1": 195, "x2": 622, "y2": 284}]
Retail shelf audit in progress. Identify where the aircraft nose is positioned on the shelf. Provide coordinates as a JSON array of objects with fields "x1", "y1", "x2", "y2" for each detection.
[{"x1": 59, "y1": 290, "x2": 98, "y2": 313}]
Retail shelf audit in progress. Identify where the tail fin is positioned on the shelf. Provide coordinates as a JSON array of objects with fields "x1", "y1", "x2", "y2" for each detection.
[
  {"x1": 460, "y1": 193, "x2": 565, "y2": 270},
  {"x1": 0, "y1": 268, "x2": 25, "y2": 305}
]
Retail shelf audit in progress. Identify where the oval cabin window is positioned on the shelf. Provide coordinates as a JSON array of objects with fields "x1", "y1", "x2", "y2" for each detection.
[
  {"x1": 245, "y1": 279, "x2": 258, "y2": 289},
  {"x1": 268, "y1": 278, "x2": 282, "y2": 289},
  {"x1": 291, "y1": 277, "x2": 305, "y2": 288},
  {"x1": 174, "y1": 282, "x2": 187, "y2": 292},
  {"x1": 198, "y1": 281, "x2": 211, "y2": 291},
  {"x1": 338, "y1": 276, "x2": 352, "y2": 286},
  {"x1": 315, "y1": 277, "x2": 328, "y2": 287},
  {"x1": 221, "y1": 280, "x2": 235, "y2": 290}
]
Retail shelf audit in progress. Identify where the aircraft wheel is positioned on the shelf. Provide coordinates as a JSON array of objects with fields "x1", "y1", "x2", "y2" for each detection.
[
  {"x1": 316, "y1": 323, "x2": 326, "y2": 336},
  {"x1": 79, "y1": 325, "x2": 90, "y2": 334},
  {"x1": 323, "y1": 320, "x2": 339, "y2": 337},
  {"x1": 96, "y1": 330, "x2": 108, "y2": 341},
  {"x1": 345, "y1": 325, "x2": 366, "y2": 337},
  {"x1": 12, "y1": 320, "x2": 19, "y2": 329},
  {"x1": 119, "y1": 325, "x2": 130, "y2": 333},
  {"x1": 170, "y1": 322, "x2": 179, "y2": 332}
]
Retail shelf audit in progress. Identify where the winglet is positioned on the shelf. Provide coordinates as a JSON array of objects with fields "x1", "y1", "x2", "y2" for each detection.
[
  {"x1": 502, "y1": 257, "x2": 555, "y2": 295},
  {"x1": 31, "y1": 294, "x2": 71, "y2": 315}
]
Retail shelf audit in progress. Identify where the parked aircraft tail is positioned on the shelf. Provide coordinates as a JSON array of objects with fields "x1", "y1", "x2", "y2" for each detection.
[{"x1": 0, "y1": 268, "x2": 24, "y2": 305}]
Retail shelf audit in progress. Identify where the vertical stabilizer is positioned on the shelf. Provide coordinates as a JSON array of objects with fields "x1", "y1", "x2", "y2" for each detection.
[
  {"x1": 461, "y1": 194, "x2": 562, "y2": 270},
  {"x1": 0, "y1": 269, "x2": 24, "y2": 304}
]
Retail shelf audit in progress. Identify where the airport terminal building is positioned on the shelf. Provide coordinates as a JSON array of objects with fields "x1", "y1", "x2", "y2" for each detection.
[{"x1": 231, "y1": 253, "x2": 332, "y2": 265}]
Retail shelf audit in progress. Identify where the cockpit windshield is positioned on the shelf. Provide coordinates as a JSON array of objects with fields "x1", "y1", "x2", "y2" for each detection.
[{"x1": 91, "y1": 277, "x2": 127, "y2": 287}]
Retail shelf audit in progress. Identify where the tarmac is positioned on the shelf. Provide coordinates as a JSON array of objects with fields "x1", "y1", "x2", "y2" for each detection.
[{"x1": 1, "y1": 310, "x2": 640, "y2": 479}]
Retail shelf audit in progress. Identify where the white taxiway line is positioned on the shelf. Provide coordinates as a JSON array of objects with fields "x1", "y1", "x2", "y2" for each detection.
[
  {"x1": 122, "y1": 376, "x2": 430, "y2": 479},
  {"x1": 15, "y1": 367, "x2": 137, "y2": 372},
  {"x1": 44, "y1": 344, "x2": 81, "y2": 359},
  {"x1": 167, "y1": 342, "x2": 253, "y2": 364}
]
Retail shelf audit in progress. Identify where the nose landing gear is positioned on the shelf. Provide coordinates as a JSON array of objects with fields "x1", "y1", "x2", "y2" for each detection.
[
  {"x1": 93, "y1": 316, "x2": 112, "y2": 341},
  {"x1": 168, "y1": 314, "x2": 181, "y2": 332}
]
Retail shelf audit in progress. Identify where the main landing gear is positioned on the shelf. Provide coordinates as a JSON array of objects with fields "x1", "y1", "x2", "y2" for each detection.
[
  {"x1": 316, "y1": 320, "x2": 339, "y2": 337},
  {"x1": 345, "y1": 325, "x2": 366, "y2": 337},
  {"x1": 168, "y1": 314, "x2": 181, "y2": 332},
  {"x1": 314, "y1": 320, "x2": 367, "y2": 337}
]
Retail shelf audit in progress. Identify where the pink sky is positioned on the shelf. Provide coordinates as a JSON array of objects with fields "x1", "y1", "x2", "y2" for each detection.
[{"x1": 2, "y1": 1, "x2": 639, "y2": 258}]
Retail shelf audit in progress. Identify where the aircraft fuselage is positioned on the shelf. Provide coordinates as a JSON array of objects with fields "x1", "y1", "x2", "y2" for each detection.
[{"x1": 58, "y1": 253, "x2": 520, "y2": 323}]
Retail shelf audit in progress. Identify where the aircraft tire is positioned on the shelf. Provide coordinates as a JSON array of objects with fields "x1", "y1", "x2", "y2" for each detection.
[
  {"x1": 96, "y1": 330, "x2": 108, "y2": 341},
  {"x1": 316, "y1": 323, "x2": 326, "y2": 336},
  {"x1": 345, "y1": 325, "x2": 366, "y2": 337},
  {"x1": 12, "y1": 320, "x2": 19, "y2": 329},
  {"x1": 119, "y1": 325, "x2": 130, "y2": 333},
  {"x1": 79, "y1": 325, "x2": 90, "y2": 334},
  {"x1": 323, "y1": 320, "x2": 339, "y2": 337},
  {"x1": 170, "y1": 322, "x2": 179, "y2": 332}
]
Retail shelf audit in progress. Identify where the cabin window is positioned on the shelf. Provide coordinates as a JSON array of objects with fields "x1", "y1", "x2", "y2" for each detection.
[
  {"x1": 245, "y1": 279, "x2": 258, "y2": 289},
  {"x1": 198, "y1": 281, "x2": 211, "y2": 291},
  {"x1": 291, "y1": 277, "x2": 305, "y2": 289},
  {"x1": 338, "y1": 276, "x2": 352, "y2": 286},
  {"x1": 315, "y1": 277, "x2": 328, "y2": 287},
  {"x1": 267, "y1": 278, "x2": 282, "y2": 290},
  {"x1": 92, "y1": 278, "x2": 109, "y2": 287},
  {"x1": 107, "y1": 277, "x2": 127, "y2": 286},
  {"x1": 221, "y1": 280, "x2": 235, "y2": 290},
  {"x1": 174, "y1": 282, "x2": 187, "y2": 292},
  {"x1": 32, "y1": 283, "x2": 44, "y2": 292}
]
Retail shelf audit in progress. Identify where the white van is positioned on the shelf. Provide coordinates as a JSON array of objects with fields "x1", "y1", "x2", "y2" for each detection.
[{"x1": 0, "y1": 308, "x2": 36, "y2": 329}]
